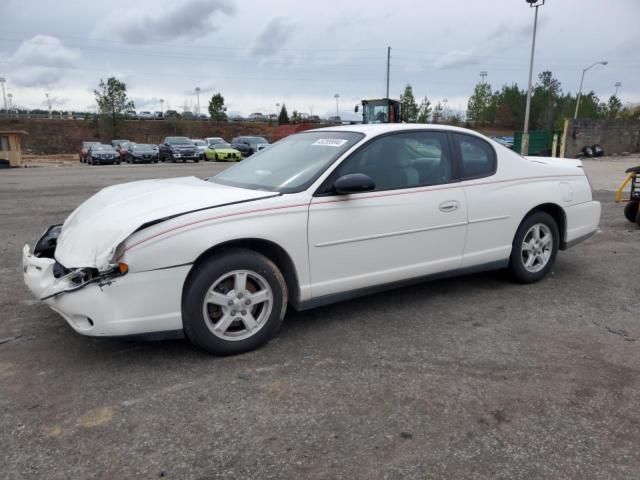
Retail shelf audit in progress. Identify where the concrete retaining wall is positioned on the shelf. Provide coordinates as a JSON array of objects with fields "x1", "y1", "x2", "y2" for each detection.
[{"x1": 566, "y1": 119, "x2": 640, "y2": 158}]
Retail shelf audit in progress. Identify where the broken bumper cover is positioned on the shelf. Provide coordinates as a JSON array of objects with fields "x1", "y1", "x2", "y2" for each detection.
[{"x1": 23, "y1": 244, "x2": 189, "y2": 337}]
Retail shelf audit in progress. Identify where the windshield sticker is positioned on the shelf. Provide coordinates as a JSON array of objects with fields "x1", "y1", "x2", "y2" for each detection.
[{"x1": 312, "y1": 138, "x2": 348, "y2": 147}]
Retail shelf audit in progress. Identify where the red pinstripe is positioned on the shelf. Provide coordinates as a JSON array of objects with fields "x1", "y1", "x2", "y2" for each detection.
[{"x1": 125, "y1": 173, "x2": 585, "y2": 252}]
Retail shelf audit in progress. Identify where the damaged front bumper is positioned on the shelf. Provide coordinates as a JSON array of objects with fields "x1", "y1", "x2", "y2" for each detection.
[
  {"x1": 22, "y1": 231, "x2": 189, "y2": 337},
  {"x1": 23, "y1": 245, "x2": 104, "y2": 300}
]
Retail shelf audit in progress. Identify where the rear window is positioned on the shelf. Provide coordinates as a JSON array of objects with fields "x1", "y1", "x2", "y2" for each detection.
[{"x1": 453, "y1": 133, "x2": 496, "y2": 179}]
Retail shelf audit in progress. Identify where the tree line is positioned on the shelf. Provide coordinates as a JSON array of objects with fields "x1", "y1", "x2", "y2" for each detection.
[{"x1": 399, "y1": 71, "x2": 638, "y2": 131}]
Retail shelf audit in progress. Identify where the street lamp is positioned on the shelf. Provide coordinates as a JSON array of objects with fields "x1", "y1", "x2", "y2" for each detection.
[
  {"x1": 480, "y1": 71, "x2": 487, "y2": 84},
  {"x1": 521, "y1": 0, "x2": 544, "y2": 155},
  {"x1": 0, "y1": 77, "x2": 6, "y2": 115},
  {"x1": 194, "y1": 87, "x2": 201, "y2": 117},
  {"x1": 614, "y1": 81, "x2": 622, "y2": 97},
  {"x1": 45, "y1": 92, "x2": 52, "y2": 119},
  {"x1": 574, "y1": 60, "x2": 608, "y2": 119},
  {"x1": 334, "y1": 93, "x2": 340, "y2": 117}
]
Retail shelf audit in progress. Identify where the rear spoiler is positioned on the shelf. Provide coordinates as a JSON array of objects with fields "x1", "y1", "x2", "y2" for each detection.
[{"x1": 525, "y1": 156, "x2": 583, "y2": 168}]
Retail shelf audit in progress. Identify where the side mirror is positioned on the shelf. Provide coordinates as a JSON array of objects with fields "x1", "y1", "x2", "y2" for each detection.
[{"x1": 333, "y1": 173, "x2": 375, "y2": 195}]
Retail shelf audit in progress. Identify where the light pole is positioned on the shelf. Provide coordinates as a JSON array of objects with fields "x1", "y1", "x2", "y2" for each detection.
[
  {"x1": 521, "y1": 0, "x2": 544, "y2": 155},
  {"x1": 442, "y1": 98, "x2": 448, "y2": 122},
  {"x1": 194, "y1": 87, "x2": 201, "y2": 117},
  {"x1": 0, "y1": 77, "x2": 6, "y2": 115},
  {"x1": 614, "y1": 81, "x2": 622, "y2": 97},
  {"x1": 334, "y1": 93, "x2": 340, "y2": 117},
  {"x1": 7, "y1": 93, "x2": 12, "y2": 114},
  {"x1": 45, "y1": 92, "x2": 52, "y2": 119},
  {"x1": 159, "y1": 98, "x2": 164, "y2": 117},
  {"x1": 480, "y1": 71, "x2": 487, "y2": 84},
  {"x1": 574, "y1": 61, "x2": 608, "y2": 119}
]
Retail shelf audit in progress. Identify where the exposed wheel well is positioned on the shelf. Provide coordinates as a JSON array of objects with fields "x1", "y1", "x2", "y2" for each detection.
[
  {"x1": 524, "y1": 203, "x2": 567, "y2": 249},
  {"x1": 188, "y1": 239, "x2": 301, "y2": 306}
]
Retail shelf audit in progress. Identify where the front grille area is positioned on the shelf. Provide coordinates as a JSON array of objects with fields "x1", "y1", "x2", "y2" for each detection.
[{"x1": 53, "y1": 261, "x2": 71, "y2": 278}]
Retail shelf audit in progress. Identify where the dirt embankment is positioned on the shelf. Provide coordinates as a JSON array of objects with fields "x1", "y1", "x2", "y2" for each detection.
[{"x1": 0, "y1": 118, "x2": 276, "y2": 154}]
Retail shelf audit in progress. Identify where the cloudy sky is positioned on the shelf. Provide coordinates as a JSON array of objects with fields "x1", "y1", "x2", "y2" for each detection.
[{"x1": 0, "y1": 0, "x2": 638, "y2": 118}]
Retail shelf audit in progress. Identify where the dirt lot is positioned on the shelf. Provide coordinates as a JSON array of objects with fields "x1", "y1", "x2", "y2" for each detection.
[{"x1": 1, "y1": 158, "x2": 640, "y2": 479}]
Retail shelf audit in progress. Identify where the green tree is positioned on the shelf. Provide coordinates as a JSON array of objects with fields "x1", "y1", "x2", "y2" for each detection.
[
  {"x1": 449, "y1": 113, "x2": 462, "y2": 126},
  {"x1": 493, "y1": 83, "x2": 525, "y2": 129},
  {"x1": 606, "y1": 95, "x2": 623, "y2": 118},
  {"x1": 466, "y1": 82, "x2": 492, "y2": 125},
  {"x1": 416, "y1": 96, "x2": 432, "y2": 123},
  {"x1": 400, "y1": 84, "x2": 418, "y2": 122},
  {"x1": 94, "y1": 77, "x2": 134, "y2": 137},
  {"x1": 620, "y1": 105, "x2": 640, "y2": 120},
  {"x1": 432, "y1": 102, "x2": 444, "y2": 123},
  {"x1": 278, "y1": 104, "x2": 290, "y2": 124},
  {"x1": 208, "y1": 93, "x2": 227, "y2": 121},
  {"x1": 531, "y1": 71, "x2": 562, "y2": 130},
  {"x1": 291, "y1": 110, "x2": 300, "y2": 123}
]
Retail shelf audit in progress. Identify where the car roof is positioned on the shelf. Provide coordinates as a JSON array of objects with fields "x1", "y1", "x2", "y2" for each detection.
[{"x1": 310, "y1": 123, "x2": 483, "y2": 138}]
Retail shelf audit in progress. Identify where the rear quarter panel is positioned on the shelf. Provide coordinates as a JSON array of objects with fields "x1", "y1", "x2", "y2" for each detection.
[{"x1": 461, "y1": 147, "x2": 593, "y2": 267}]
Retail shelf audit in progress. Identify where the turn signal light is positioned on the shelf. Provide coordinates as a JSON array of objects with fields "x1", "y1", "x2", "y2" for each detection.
[{"x1": 118, "y1": 263, "x2": 129, "y2": 274}]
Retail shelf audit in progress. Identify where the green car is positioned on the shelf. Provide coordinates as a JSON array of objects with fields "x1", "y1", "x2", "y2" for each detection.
[{"x1": 204, "y1": 142, "x2": 243, "y2": 162}]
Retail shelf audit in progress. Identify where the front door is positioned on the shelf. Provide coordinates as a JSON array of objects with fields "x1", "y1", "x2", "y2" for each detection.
[{"x1": 308, "y1": 130, "x2": 467, "y2": 298}]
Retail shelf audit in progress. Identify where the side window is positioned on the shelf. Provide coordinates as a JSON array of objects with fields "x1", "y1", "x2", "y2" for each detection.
[
  {"x1": 453, "y1": 133, "x2": 496, "y2": 179},
  {"x1": 0, "y1": 136, "x2": 10, "y2": 151},
  {"x1": 334, "y1": 131, "x2": 452, "y2": 191}
]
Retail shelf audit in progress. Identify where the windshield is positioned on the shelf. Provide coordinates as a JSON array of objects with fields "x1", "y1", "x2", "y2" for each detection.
[
  {"x1": 132, "y1": 144, "x2": 152, "y2": 150},
  {"x1": 211, "y1": 131, "x2": 363, "y2": 193},
  {"x1": 192, "y1": 140, "x2": 206, "y2": 146},
  {"x1": 206, "y1": 137, "x2": 224, "y2": 145},
  {"x1": 247, "y1": 137, "x2": 267, "y2": 144},
  {"x1": 168, "y1": 137, "x2": 192, "y2": 145},
  {"x1": 214, "y1": 142, "x2": 231, "y2": 149},
  {"x1": 363, "y1": 102, "x2": 389, "y2": 124},
  {"x1": 94, "y1": 145, "x2": 115, "y2": 151}
]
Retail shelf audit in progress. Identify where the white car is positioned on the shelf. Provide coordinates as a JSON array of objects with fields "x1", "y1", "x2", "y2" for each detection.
[
  {"x1": 23, "y1": 125, "x2": 601, "y2": 355},
  {"x1": 190, "y1": 139, "x2": 208, "y2": 159},
  {"x1": 138, "y1": 111, "x2": 154, "y2": 120}
]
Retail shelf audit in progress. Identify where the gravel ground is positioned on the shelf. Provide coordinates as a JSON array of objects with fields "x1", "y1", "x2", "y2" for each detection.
[{"x1": 1, "y1": 157, "x2": 639, "y2": 479}]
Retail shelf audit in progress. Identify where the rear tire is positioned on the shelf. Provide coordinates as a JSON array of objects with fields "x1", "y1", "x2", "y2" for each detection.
[
  {"x1": 624, "y1": 201, "x2": 639, "y2": 223},
  {"x1": 182, "y1": 248, "x2": 288, "y2": 356},
  {"x1": 509, "y1": 211, "x2": 559, "y2": 284}
]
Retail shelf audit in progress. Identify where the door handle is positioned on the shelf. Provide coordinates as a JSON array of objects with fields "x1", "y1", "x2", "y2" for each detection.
[{"x1": 439, "y1": 200, "x2": 459, "y2": 212}]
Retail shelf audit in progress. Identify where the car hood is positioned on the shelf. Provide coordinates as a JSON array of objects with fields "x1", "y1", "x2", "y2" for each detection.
[
  {"x1": 214, "y1": 148, "x2": 240, "y2": 154},
  {"x1": 55, "y1": 176, "x2": 277, "y2": 270}
]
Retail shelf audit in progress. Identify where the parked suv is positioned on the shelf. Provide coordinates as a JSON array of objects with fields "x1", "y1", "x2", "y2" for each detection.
[
  {"x1": 230, "y1": 136, "x2": 270, "y2": 156},
  {"x1": 158, "y1": 137, "x2": 199, "y2": 162}
]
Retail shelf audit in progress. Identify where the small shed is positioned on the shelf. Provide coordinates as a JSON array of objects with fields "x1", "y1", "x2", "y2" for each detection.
[{"x1": 0, "y1": 130, "x2": 28, "y2": 167}]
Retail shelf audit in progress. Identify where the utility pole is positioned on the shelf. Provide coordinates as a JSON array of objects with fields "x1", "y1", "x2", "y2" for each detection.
[
  {"x1": 480, "y1": 71, "x2": 488, "y2": 84},
  {"x1": 159, "y1": 98, "x2": 164, "y2": 117},
  {"x1": 7, "y1": 93, "x2": 12, "y2": 114},
  {"x1": 614, "y1": 81, "x2": 621, "y2": 97},
  {"x1": 386, "y1": 46, "x2": 391, "y2": 99},
  {"x1": 0, "y1": 77, "x2": 7, "y2": 115},
  {"x1": 522, "y1": 0, "x2": 545, "y2": 156},
  {"x1": 334, "y1": 94, "x2": 340, "y2": 117},
  {"x1": 45, "y1": 92, "x2": 52, "y2": 119}
]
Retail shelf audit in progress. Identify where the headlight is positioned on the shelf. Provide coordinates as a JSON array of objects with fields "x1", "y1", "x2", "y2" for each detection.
[{"x1": 34, "y1": 224, "x2": 63, "y2": 258}]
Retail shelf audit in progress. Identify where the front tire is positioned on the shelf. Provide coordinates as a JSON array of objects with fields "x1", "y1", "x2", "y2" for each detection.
[
  {"x1": 509, "y1": 211, "x2": 559, "y2": 284},
  {"x1": 182, "y1": 248, "x2": 288, "y2": 356},
  {"x1": 624, "y1": 201, "x2": 639, "y2": 223}
]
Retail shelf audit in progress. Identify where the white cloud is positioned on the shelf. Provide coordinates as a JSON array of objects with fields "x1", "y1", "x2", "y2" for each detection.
[{"x1": 9, "y1": 35, "x2": 79, "y2": 87}]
